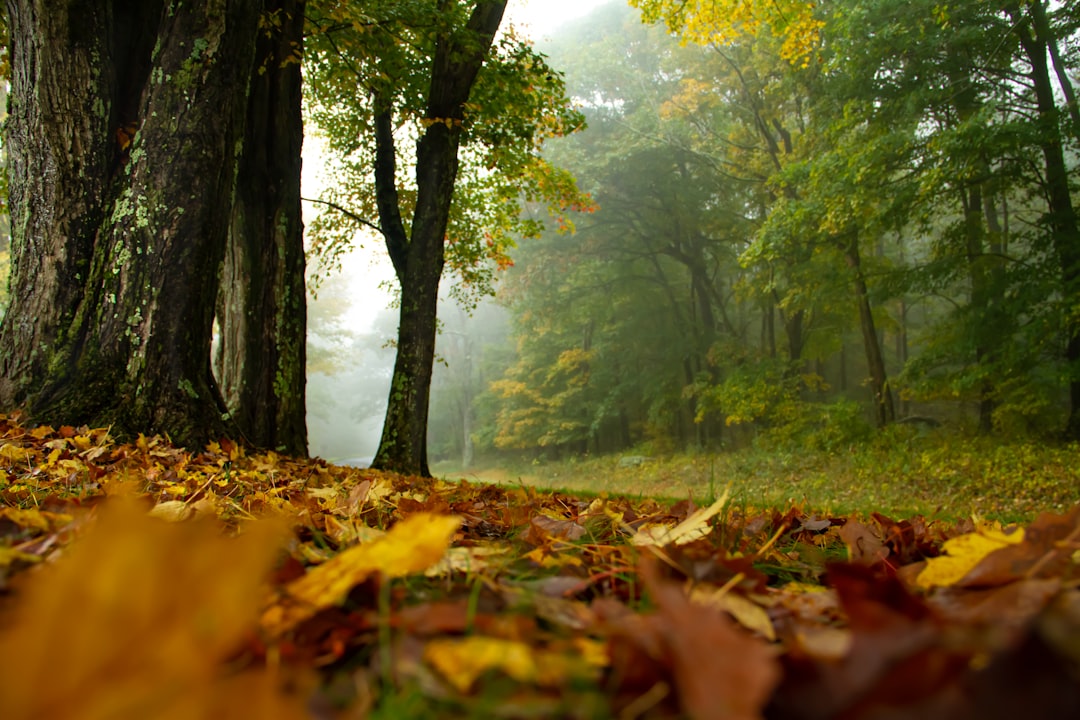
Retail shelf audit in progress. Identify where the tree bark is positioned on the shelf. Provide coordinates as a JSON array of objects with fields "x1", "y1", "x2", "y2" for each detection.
[
  {"x1": 215, "y1": 0, "x2": 308, "y2": 455},
  {"x1": 371, "y1": 1, "x2": 507, "y2": 476},
  {"x1": 843, "y1": 236, "x2": 895, "y2": 428},
  {"x1": 0, "y1": 0, "x2": 262, "y2": 447}
]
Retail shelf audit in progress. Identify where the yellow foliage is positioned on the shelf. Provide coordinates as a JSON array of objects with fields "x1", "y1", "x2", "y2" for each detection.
[{"x1": 631, "y1": 0, "x2": 823, "y2": 66}]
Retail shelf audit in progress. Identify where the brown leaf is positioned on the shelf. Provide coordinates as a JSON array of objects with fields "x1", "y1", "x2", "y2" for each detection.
[
  {"x1": 638, "y1": 555, "x2": 781, "y2": 720},
  {"x1": 931, "y1": 578, "x2": 1062, "y2": 631},
  {"x1": 526, "y1": 513, "x2": 587, "y2": 543},
  {"x1": 838, "y1": 519, "x2": 890, "y2": 566}
]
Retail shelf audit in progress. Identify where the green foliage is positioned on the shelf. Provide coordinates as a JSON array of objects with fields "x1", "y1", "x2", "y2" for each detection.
[
  {"x1": 302, "y1": 1, "x2": 590, "y2": 304},
  {"x1": 450, "y1": 0, "x2": 1080, "y2": 462}
]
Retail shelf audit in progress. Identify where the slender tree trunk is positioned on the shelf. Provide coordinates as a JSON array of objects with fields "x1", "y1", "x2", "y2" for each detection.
[
  {"x1": 372, "y1": 2, "x2": 507, "y2": 476},
  {"x1": 0, "y1": 0, "x2": 262, "y2": 446},
  {"x1": 843, "y1": 236, "x2": 895, "y2": 428},
  {"x1": 962, "y1": 183, "x2": 996, "y2": 434},
  {"x1": 215, "y1": 0, "x2": 308, "y2": 455}
]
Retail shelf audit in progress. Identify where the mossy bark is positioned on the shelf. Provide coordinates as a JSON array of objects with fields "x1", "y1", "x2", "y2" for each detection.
[
  {"x1": 215, "y1": 0, "x2": 308, "y2": 456},
  {"x1": 0, "y1": 0, "x2": 263, "y2": 447}
]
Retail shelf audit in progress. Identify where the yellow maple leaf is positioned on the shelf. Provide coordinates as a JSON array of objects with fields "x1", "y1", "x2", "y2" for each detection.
[
  {"x1": 917, "y1": 522, "x2": 1025, "y2": 589},
  {"x1": 424, "y1": 636, "x2": 599, "y2": 693},
  {"x1": 0, "y1": 507, "x2": 71, "y2": 533},
  {"x1": 0, "y1": 442, "x2": 29, "y2": 463},
  {"x1": 263, "y1": 513, "x2": 460, "y2": 636}
]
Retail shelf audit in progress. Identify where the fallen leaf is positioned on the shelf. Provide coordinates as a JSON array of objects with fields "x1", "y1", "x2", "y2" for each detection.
[
  {"x1": 0, "y1": 498, "x2": 303, "y2": 720},
  {"x1": 528, "y1": 513, "x2": 587, "y2": 541},
  {"x1": 631, "y1": 488, "x2": 730, "y2": 547},
  {"x1": 263, "y1": 512, "x2": 460, "y2": 636},
  {"x1": 632, "y1": 555, "x2": 781, "y2": 720},
  {"x1": 424, "y1": 636, "x2": 542, "y2": 692},
  {"x1": 917, "y1": 521, "x2": 1025, "y2": 589},
  {"x1": 838, "y1": 520, "x2": 890, "y2": 566},
  {"x1": 690, "y1": 586, "x2": 776, "y2": 641},
  {"x1": 956, "y1": 505, "x2": 1080, "y2": 587}
]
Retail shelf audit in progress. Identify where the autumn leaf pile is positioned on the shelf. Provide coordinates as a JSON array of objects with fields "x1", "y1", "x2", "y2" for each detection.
[{"x1": 0, "y1": 415, "x2": 1078, "y2": 719}]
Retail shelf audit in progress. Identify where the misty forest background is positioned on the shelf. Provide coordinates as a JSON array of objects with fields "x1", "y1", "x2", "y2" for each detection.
[
  {"x1": 5, "y1": 0, "x2": 1080, "y2": 471},
  {"x1": 238, "y1": 0, "x2": 1080, "y2": 466}
]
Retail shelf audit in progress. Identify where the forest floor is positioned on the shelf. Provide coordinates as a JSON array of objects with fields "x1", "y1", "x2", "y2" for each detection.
[{"x1": 1, "y1": 415, "x2": 1078, "y2": 719}]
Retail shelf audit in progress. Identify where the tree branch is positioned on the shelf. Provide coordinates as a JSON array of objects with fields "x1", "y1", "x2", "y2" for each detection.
[{"x1": 300, "y1": 195, "x2": 383, "y2": 236}]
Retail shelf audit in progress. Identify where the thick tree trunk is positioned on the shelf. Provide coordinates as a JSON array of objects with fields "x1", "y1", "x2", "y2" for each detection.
[
  {"x1": 215, "y1": 0, "x2": 308, "y2": 456},
  {"x1": 372, "y1": 2, "x2": 507, "y2": 477},
  {"x1": 843, "y1": 237, "x2": 895, "y2": 428},
  {"x1": 0, "y1": 0, "x2": 262, "y2": 447}
]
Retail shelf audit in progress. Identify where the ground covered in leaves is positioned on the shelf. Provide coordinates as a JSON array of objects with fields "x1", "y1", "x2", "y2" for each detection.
[{"x1": 0, "y1": 415, "x2": 1078, "y2": 719}]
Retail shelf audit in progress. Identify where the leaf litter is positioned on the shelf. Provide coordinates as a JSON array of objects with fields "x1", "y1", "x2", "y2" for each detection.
[{"x1": 0, "y1": 414, "x2": 1078, "y2": 719}]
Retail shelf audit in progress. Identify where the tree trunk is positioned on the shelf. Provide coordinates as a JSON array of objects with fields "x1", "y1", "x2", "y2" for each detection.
[
  {"x1": 0, "y1": 0, "x2": 262, "y2": 447},
  {"x1": 371, "y1": 2, "x2": 507, "y2": 476},
  {"x1": 215, "y1": 0, "x2": 308, "y2": 456},
  {"x1": 1010, "y1": 2, "x2": 1080, "y2": 439},
  {"x1": 962, "y1": 183, "x2": 996, "y2": 434},
  {"x1": 843, "y1": 236, "x2": 895, "y2": 428}
]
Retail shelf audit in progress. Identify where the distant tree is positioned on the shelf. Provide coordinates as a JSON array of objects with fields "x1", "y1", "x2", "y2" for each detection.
[
  {"x1": 1005, "y1": 0, "x2": 1080, "y2": 439},
  {"x1": 304, "y1": 1, "x2": 588, "y2": 476}
]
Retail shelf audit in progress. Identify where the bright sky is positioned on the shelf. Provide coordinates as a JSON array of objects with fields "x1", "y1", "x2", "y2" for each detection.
[{"x1": 504, "y1": 0, "x2": 610, "y2": 41}]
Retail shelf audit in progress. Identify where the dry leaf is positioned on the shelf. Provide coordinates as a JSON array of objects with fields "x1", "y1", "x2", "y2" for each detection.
[
  {"x1": 262, "y1": 512, "x2": 460, "y2": 636},
  {"x1": 638, "y1": 556, "x2": 780, "y2": 720},
  {"x1": 0, "y1": 498, "x2": 302, "y2": 720},
  {"x1": 917, "y1": 522, "x2": 1025, "y2": 589},
  {"x1": 631, "y1": 488, "x2": 730, "y2": 547}
]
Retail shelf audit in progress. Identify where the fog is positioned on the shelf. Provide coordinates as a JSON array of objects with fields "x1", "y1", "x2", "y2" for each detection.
[{"x1": 304, "y1": 258, "x2": 511, "y2": 466}]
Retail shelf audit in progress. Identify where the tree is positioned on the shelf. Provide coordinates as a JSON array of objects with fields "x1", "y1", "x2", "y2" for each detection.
[
  {"x1": 1006, "y1": 0, "x2": 1080, "y2": 439},
  {"x1": 304, "y1": 1, "x2": 587, "y2": 476},
  {"x1": 0, "y1": 0, "x2": 267, "y2": 447},
  {"x1": 370, "y1": 2, "x2": 506, "y2": 477},
  {"x1": 214, "y1": 0, "x2": 308, "y2": 455}
]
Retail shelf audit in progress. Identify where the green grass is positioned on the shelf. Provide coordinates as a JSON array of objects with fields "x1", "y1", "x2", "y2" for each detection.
[{"x1": 435, "y1": 431, "x2": 1080, "y2": 523}]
